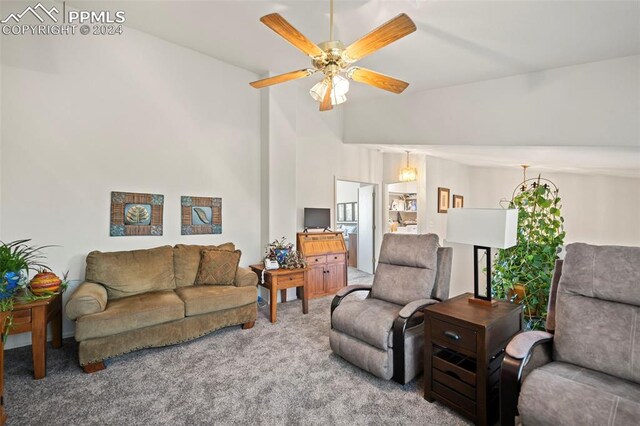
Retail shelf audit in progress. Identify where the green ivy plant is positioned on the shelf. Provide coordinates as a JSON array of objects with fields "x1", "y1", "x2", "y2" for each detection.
[{"x1": 492, "y1": 176, "x2": 565, "y2": 330}]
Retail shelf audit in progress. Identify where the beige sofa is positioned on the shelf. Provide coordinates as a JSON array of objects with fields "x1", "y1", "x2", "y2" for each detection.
[{"x1": 65, "y1": 243, "x2": 258, "y2": 372}]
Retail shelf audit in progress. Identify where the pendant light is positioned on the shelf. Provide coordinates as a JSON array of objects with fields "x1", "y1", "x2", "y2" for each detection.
[{"x1": 399, "y1": 151, "x2": 417, "y2": 182}]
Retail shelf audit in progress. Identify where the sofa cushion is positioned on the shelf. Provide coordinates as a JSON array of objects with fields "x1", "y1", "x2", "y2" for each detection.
[
  {"x1": 519, "y1": 362, "x2": 640, "y2": 426},
  {"x1": 195, "y1": 249, "x2": 241, "y2": 286},
  {"x1": 75, "y1": 290, "x2": 184, "y2": 341},
  {"x1": 371, "y1": 234, "x2": 439, "y2": 306},
  {"x1": 85, "y1": 246, "x2": 175, "y2": 300},
  {"x1": 174, "y1": 285, "x2": 256, "y2": 316},
  {"x1": 174, "y1": 243, "x2": 235, "y2": 287},
  {"x1": 332, "y1": 298, "x2": 403, "y2": 350}
]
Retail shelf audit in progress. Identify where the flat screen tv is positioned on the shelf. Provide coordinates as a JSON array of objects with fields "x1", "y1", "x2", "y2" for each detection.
[{"x1": 304, "y1": 208, "x2": 330, "y2": 230}]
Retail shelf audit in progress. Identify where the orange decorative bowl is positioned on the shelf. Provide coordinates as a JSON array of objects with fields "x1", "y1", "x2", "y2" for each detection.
[{"x1": 29, "y1": 272, "x2": 62, "y2": 295}]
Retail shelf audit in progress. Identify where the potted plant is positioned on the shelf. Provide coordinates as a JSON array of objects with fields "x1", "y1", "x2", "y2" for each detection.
[
  {"x1": 492, "y1": 175, "x2": 565, "y2": 330},
  {"x1": 0, "y1": 240, "x2": 51, "y2": 339},
  {"x1": 264, "y1": 237, "x2": 307, "y2": 269}
]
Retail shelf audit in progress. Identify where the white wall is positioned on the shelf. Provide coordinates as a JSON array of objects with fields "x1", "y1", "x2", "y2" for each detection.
[
  {"x1": 468, "y1": 167, "x2": 640, "y2": 246},
  {"x1": 336, "y1": 180, "x2": 360, "y2": 204},
  {"x1": 1, "y1": 28, "x2": 261, "y2": 347},
  {"x1": 344, "y1": 56, "x2": 639, "y2": 147}
]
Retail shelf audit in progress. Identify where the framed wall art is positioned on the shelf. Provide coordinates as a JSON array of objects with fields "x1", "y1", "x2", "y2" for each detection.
[
  {"x1": 181, "y1": 196, "x2": 222, "y2": 235},
  {"x1": 453, "y1": 194, "x2": 464, "y2": 208},
  {"x1": 437, "y1": 187, "x2": 450, "y2": 213},
  {"x1": 110, "y1": 191, "x2": 164, "y2": 236}
]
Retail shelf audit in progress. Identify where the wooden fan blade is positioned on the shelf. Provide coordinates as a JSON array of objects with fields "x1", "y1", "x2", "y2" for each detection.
[
  {"x1": 320, "y1": 79, "x2": 333, "y2": 111},
  {"x1": 249, "y1": 69, "x2": 314, "y2": 88},
  {"x1": 344, "y1": 13, "x2": 416, "y2": 62},
  {"x1": 347, "y1": 67, "x2": 409, "y2": 94},
  {"x1": 260, "y1": 13, "x2": 324, "y2": 58}
]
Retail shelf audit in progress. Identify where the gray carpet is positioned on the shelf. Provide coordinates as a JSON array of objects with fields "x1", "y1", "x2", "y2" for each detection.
[
  {"x1": 347, "y1": 267, "x2": 374, "y2": 285},
  {"x1": 3, "y1": 296, "x2": 469, "y2": 425}
]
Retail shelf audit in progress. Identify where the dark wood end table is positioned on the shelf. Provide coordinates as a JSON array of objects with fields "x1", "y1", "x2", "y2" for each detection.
[
  {"x1": 424, "y1": 293, "x2": 523, "y2": 426},
  {"x1": 250, "y1": 264, "x2": 309, "y2": 323},
  {"x1": 9, "y1": 292, "x2": 63, "y2": 380}
]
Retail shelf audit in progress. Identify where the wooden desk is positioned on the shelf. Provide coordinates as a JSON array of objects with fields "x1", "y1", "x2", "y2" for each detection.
[
  {"x1": 250, "y1": 264, "x2": 309, "y2": 323},
  {"x1": 424, "y1": 293, "x2": 523, "y2": 426},
  {"x1": 9, "y1": 293, "x2": 63, "y2": 380}
]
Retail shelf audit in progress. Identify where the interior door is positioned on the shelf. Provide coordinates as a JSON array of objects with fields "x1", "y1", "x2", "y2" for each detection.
[{"x1": 357, "y1": 184, "x2": 375, "y2": 274}]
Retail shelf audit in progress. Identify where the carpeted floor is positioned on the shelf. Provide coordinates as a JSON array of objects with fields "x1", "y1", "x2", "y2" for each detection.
[
  {"x1": 3, "y1": 296, "x2": 469, "y2": 425},
  {"x1": 347, "y1": 267, "x2": 374, "y2": 285}
]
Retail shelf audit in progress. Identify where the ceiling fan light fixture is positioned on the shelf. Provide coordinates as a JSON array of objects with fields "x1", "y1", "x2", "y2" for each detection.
[{"x1": 309, "y1": 75, "x2": 349, "y2": 106}]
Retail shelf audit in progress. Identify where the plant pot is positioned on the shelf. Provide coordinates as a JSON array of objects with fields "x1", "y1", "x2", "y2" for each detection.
[
  {"x1": 0, "y1": 272, "x2": 20, "y2": 299},
  {"x1": 274, "y1": 249, "x2": 289, "y2": 265}
]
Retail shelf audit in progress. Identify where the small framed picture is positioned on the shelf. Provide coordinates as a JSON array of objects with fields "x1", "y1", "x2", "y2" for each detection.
[
  {"x1": 353, "y1": 202, "x2": 358, "y2": 221},
  {"x1": 453, "y1": 195, "x2": 464, "y2": 208},
  {"x1": 345, "y1": 203, "x2": 353, "y2": 222},
  {"x1": 337, "y1": 203, "x2": 345, "y2": 222},
  {"x1": 437, "y1": 187, "x2": 450, "y2": 213}
]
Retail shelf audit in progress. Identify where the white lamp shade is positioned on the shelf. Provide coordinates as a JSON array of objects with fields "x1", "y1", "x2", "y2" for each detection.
[{"x1": 446, "y1": 208, "x2": 518, "y2": 249}]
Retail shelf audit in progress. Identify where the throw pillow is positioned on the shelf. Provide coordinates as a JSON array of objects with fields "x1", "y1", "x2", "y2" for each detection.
[{"x1": 195, "y1": 248, "x2": 242, "y2": 286}]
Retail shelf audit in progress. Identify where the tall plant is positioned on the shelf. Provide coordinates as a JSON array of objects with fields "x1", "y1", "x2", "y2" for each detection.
[{"x1": 492, "y1": 175, "x2": 565, "y2": 330}]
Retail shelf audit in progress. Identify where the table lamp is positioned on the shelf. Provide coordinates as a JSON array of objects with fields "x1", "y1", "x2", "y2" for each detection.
[{"x1": 446, "y1": 208, "x2": 518, "y2": 306}]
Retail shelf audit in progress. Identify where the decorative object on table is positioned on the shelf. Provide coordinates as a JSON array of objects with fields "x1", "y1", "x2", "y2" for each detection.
[
  {"x1": 398, "y1": 150, "x2": 417, "y2": 182},
  {"x1": 452, "y1": 194, "x2": 464, "y2": 208},
  {"x1": 437, "y1": 187, "x2": 450, "y2": 213},
  {"x1": 281, "y1": 249, "x2": 307, "y2": 269},
  {"x1": 29, "y1": 271, "x2": 62, "y2": 295},
  {"x1": 337, "y1": 203, "x2": 345, "y2": 221},
  {"x1": 446, "y1": 208, "x2": 518, "y2": 306},
  {"x1": 492, "y1": 169, "x2": 565, "y2": 330},
  {"x1": 181, "y1": 196, "x2": 222, "y2": 235},
  {"x1": 406, "y1": 199, "x2": 417, "y2": 212},
  {"x1": 249, "y1": 1, "x2": 416, "y2": 111},
  {"x1": 110, "y1": 191, "x2": 164, "y2": 236}
]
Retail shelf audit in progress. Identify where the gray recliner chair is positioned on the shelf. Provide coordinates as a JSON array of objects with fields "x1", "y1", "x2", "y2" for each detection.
[
  {"x1": 501, "y1": 243, "x2": 640, "y2": 425},
  {"x1": 330, "y1": 233, "x2": 452, "y2": 384}
]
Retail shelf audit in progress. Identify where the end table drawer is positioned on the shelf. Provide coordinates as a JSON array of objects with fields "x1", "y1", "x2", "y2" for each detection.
[
  {"x1": 283, "y1": 273, "x2": 304, "y2": 286},
  {"x1": 431, "y1": 318, "x2": 477, "y2": 354}
]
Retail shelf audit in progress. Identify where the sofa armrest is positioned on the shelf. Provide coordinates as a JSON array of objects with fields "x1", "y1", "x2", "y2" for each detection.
[
  {"x1": 330, "y1": 285, "x2": 372, "y2": 318},
  {"x1": 235, "y1": 266, "x2": 258, "y2": 287},
  {"x1": 500, "y1": 331, "x2": 554, "y2": 426},
  {"x1": 65, "y1": 281, "x2": 108, "y2": 320}
]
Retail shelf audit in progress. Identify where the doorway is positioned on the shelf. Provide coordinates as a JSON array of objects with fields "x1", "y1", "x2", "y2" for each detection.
[{"x1": 335, "y1": 179, "x2": 376, "y2": 279}]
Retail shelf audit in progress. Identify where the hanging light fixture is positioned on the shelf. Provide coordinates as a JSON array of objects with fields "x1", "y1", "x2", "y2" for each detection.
[
  {"x1": 398, "y1": 151, "x2": 417, "y2": 182},
  {"x1": 309, "y1": 75, "x2": 349, "y2": 105}
]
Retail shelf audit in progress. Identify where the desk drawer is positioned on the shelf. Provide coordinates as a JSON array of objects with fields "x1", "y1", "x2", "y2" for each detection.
[
  {"x1": 431, "y1": 318, "x2": 477, "y2": 354},
  {"x1": 306, "y1": 255, "x2": 326, "y2": 265},
  {"x1": 327, "y1": 253, "x2": 345, "y2": 264}
]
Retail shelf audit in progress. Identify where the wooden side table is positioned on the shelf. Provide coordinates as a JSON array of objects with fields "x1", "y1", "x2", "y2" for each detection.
[
  {"x1": 250, "y1": 264, "x2": 309, "y2": 323},
  {"x1": 9, "y1": 292, "x2": 63, "y2": 380},
  {"x1": 424, "y1": 293, "x2": 523, "y2": 426}
]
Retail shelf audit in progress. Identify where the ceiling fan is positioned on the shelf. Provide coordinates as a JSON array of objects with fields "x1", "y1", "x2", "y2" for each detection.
[{"x1": 249, "y1": 0, "x2": 416, "y2": 111}]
